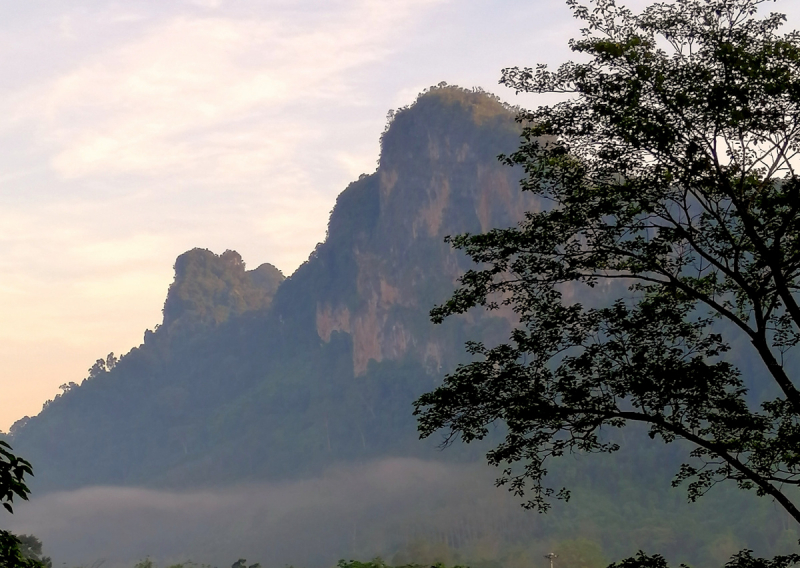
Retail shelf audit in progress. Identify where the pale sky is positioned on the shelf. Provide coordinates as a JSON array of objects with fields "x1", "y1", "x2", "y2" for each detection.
[{"x1": 1, "y1": 0, "x2": 798, "y2": 432}]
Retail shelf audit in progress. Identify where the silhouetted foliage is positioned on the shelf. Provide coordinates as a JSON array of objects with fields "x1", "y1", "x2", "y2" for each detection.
[
  {"x1": 415, "y1": 0, "x2": 800, "y2": 564},
  {"x1": 0, "y1": 443, "x2": 41, "y2": 568}
]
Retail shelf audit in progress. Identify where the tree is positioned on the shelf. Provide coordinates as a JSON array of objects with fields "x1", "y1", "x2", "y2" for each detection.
[
  {"x1": 87, "y1": 352, "x2": 117, "y2": 380},
  {"x1": 15, "y1": 535, "x2": 51, "y2": 568},
  {"x1": 231, "y1": 559, "x2": 260, "y2": 568},
  {"x1": 414, "y1": 0, "x2": 800, "y2": 562},
  {"x1": 0, "y1": 441, "x2": 42, "y2": 568}
]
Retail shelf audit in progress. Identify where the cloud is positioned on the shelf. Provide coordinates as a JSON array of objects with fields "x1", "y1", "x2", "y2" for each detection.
[{"x1": 13, "y1": 0, "x2": 445, "y2": 182}]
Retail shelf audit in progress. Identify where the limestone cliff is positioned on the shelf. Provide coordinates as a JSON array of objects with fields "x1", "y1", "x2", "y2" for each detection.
[{"x1": 307, "y1": 86, "x2": 536, "y2": 375}]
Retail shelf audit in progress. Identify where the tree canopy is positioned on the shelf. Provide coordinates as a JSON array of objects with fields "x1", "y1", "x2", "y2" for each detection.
[{"x1": 415, "y1": 0, "x2": 800, "y2": 560}]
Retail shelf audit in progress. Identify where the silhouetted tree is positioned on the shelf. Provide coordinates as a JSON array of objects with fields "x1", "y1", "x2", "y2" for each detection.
[
  {"x1": 416, "y1": 0, "x2": 800, "y2": 565},
  {"x1": 0, "y1": 442, "x2": 41, "y2": 568}
]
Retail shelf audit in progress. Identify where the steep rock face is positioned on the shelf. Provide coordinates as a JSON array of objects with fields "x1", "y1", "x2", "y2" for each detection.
[{"x1": 305, "y1": 87, "x2": 535, "y2": 375}]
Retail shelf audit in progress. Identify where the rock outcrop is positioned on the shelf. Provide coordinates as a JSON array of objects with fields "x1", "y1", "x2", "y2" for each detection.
[{"x1": 162, "y1": 248, "x2": 284, "y2": 334}]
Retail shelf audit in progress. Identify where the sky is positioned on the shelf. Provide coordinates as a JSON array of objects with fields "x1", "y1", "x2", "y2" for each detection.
[{"x1": 1, "y1": 0, "x2": 799, "y2": 432}]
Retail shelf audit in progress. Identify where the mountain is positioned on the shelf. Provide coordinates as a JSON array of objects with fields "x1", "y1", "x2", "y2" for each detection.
[
  {"x1": 11, "y1": 86, "x2": 533, "y2": 491},
  {"x1": 8, "y1": 85, "x2": 798, "y2": 567}
]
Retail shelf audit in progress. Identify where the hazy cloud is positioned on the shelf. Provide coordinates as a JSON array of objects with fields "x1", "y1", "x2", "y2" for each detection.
[{"x1": 6, "y1": 459, "x2": 535, "y2": 568}]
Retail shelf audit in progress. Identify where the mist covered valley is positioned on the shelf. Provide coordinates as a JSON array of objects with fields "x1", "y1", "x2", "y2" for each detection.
[{"x1": 6, "y1": 455, "x2": 789, "y2": 568}]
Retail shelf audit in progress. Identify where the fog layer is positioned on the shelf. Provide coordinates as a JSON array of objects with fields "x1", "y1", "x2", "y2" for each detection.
[{"x1": 4, "y1": 458, "x2": 536, "y2": 568}]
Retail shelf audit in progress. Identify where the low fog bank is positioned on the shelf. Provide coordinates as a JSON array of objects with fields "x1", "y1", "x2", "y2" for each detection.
[
  {"x1": 5, "y1": 456, "x2": 792, "y2": 568},
  {"x1": 3, "y1": 458, "x2": 537, "y2": 568}
]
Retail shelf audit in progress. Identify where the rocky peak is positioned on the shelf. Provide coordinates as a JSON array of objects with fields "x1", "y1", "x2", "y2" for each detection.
[
  {"x1": 162, "y1": 248, "x2": 284, "y2": 334},
  {"x1": 308, "y1": 86, "x2": 537, "y2": 375}
]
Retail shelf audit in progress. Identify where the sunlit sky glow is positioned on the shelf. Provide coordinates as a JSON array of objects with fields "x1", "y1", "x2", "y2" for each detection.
[{"x1": 1, "y1": 0, "x2": 798, "y2": 431}]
